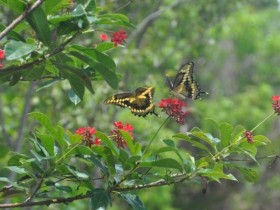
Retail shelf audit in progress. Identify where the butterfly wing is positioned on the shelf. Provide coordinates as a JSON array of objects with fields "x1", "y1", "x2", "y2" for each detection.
[
  {"x1": 104, "y1": 87, "x2": 157, "y2": 117},
  {"x1": 169, "y1": 62, "x2": 207, "y2": 100}
]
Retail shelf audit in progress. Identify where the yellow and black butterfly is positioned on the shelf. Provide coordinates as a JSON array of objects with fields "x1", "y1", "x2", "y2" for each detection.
[
  {"x1": 166, "y1": 62, "x2": 208, "y2": 100},
  {"x1": 104, "y1": 86, "x2": 158, "y2": 117}
]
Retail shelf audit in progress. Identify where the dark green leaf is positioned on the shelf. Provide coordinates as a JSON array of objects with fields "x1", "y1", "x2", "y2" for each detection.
[
  {"x1": 54, "y1": 183, "x2": 72, "y2": 193},
  {"x1": 37, "y1": 134, "x2": 55, "y2": 156},
  {"x1": 93, "y1": 146, "x2": 116, "y2": 175},
  {"x1": 85, "y1": 0, "x2": 96, "y2": 13},
  {"x1": 90, "y1": 189, "x2": 111, "y2": 210},
  {"x1": 0, "y1": 24, "x2": 25, "y2": 41},
  {"x1": 26, "y1": 6, "x2": 51, "y2": 46},
  {"x1": 162, "y1": 139, "x2": 176, "y2": 147},
  {"x1": 121, "y1": 193, "x2": 146, "y2": 210},
  {"x1": 140, "y1": 158, "x2": 183, "y2": 172},
  {"x1": 119, "y1": 130, "x2": 136, "y2": 155}
]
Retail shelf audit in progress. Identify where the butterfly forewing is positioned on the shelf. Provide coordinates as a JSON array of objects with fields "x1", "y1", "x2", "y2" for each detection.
[{"x1": 104, "y1": 87, "x2": 157, "y2": 117}]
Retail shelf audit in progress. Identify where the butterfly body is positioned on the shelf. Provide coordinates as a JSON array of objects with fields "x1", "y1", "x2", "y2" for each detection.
[
  {"x1": 104, "y1": 87, "x2": 157, "y2": 117},
  {"x1": 167, "y1": 62, "x2": 207, "y2": 100}
]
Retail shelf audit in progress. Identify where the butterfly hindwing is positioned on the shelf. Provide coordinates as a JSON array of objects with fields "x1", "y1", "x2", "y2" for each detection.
[
  {"x1": 168, "y1": 62, "x2": 207, "y2": 100},
  {"x1": 104, "y1": 87, "x2": 157, "y2": 117}
]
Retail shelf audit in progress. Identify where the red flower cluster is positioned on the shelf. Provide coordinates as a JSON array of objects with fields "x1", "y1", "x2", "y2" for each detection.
[
  {"x1": 0, "y1": 49, "x2": 5, "y2": 69},
  {"x1": 76, "y1": 127, "x2": 101, "y2": 147},
  {"x1": 243, "y1": 130, "x2": 254, "y2": 144},
  {"x1": 111, "y1": 121, "x2": 134, "y2": 148},
  {"x1": 272, "y1": 95, "x2": 280, "y2": 115},
  {"x1": 111, "y1": 29, "x2": 128, "y2": 47},
  {"x1": 158, "y1": 98, "x2": 189, "y2": 124},
  {"x1": 99, "y1": 33, "x2": 109, "y2": 41}
]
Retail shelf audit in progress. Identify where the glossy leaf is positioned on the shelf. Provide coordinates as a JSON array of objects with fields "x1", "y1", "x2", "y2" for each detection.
[
  {"x1": 29, "y1": 112, "x2": 56, "y2": 133},
  {"x1": 4, "y1": 40, "x2": 36, "y2": 60},
  {"x1": 121, "y1": 193, "x2": 146, "y2": 210},
  {"x1": 26, "y1": 7, "x2": 51, "y2": 46},
  {"x1": 90, "y1": 189, "x2": 111, "y2": 210}
]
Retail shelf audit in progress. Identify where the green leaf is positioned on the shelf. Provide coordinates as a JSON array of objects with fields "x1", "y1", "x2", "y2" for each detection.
[
  {"x1": 4, "y1": 0, "x2": 26, "y2": 13},
  {"x1": 29, "y1": 112, "x2": 56, "y2": 133},
  {"x1": 231, "y1": 125, "x2": 245, "y2": 143},
  {"x1": 140, "y1": 158, "x2": 183, "y2": 172},
  {"x1": 173, "y1": 133, "x2": 213, "y2": 155},
  {"x1": 119, "y1": 130, "x2": 136, "y2": 155},
  {"x1": 0, "y1": 24, "x2": 25, "y2": 41},
  {"x1": 198, "y1": 164, "x2": 237, "y2": 182},
  {"x1": 93, "y1": 146, "x2": 116, "y2": 175},
  {"x1": 7, "y1": 152, "x2": 30, "y2": 166},
  {"x1": 121, "y1": 193, "x2": 146, "y2": 210},
  {"x1": 54, "y1": 183, "x2": 72, "y2": 193},
  {"x1": 66, "y1": 165, "x2": 89, "y2": 179},
  {"x1": 38, "y1": 134, "x2": 55, "y2": 156},
  {"x1": 59, "y1": 67, "x2": 86, "y2": 101},
  {"x1": 87, "y1": 156, "x2": 109, "y2": 177},
  {"x1": 26, "y1": 6, "x2": 51, "y2": 46},
  {"x1": 219, "y1": 122, "x2": 233, "y2": 148},
  {"x1": 162, "y1": 139, "x2": 176, "y2": 147},
  {"x1": 85, "y1": 0, "x2": 96, "y2": 13},
  {"x1": 4, "y1": 40, "x2": 37, "y2": 60},
  {"x1": 44, "y1": 0, "x2": 71, "y2": 15},
  {"x1": 230, "y1": 164, "x2": 258, "y2": 182},
  {"x1": 69, "y1": 45, "x2": 116, "y2": 70},
  {"x1": 96, "y1": 42, "x2": 115, "y2": 52},
  {"x1": 6, "y1": 166, "x2": 28, "y2": 175},
  {"x1": 90, "y1": 189, "x2": 111, "y2": 210},
  {"x1": 96, "y1": 132, "x2": 119, "y2": 157}
]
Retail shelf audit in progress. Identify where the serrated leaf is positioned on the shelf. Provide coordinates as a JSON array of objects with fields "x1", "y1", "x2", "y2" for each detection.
[{"x1": 121, "y1": 193, "x2": 146, "y2": 210}]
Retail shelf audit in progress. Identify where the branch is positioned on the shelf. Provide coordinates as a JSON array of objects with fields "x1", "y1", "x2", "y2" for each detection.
[
  {"x1": 113, "y1": 173, "x2": 190, "y2": 192},
  {"x1": 0, "y1": 31, "x2": 79, "y2": 75},
  {"x1": 0, "y1": 0, "x2": 46, "y2": 41},
  {"x1": 24, "y1": 177, "x2": 45, "y2": 203},
  {"x1": 0, "y1": 194, "x2": 89, "y2": 208}
]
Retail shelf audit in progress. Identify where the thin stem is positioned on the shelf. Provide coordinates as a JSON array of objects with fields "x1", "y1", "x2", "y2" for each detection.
[
  {"x1": 142, "y1": 116, "x2": 170, "y2": 155},
  {"x1": 55, "y1": 143, "x2": 81, "y2": 164},
  {"x1": 251, "y1": 111, "x2": 275, "y2": 132}
]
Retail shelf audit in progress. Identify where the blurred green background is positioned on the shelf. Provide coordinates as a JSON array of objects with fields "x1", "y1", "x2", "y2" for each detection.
[{"x1": 1, "y1": 0, "x2": 280, "y2": 209}]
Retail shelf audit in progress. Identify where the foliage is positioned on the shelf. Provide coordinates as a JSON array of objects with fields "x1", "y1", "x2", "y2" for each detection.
[{"x1": 0, "y1": 0, "x2": 279, "y2": 210}]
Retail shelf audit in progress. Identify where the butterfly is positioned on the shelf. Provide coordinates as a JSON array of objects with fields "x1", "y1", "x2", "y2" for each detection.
[
  {"x1": 166, "y1": 62, "x2": 208, "y2": 100},
  {"x1": 104, "y1": 86, "x2": 158, "y2": 117}
]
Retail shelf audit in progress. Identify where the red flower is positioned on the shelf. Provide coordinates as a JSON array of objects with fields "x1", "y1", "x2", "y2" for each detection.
[
  {"x1": 76, "y1": 127, "x2": 101, "y2": 147},
  {"x1": 158, "y1": 98, "x2": 189, "y2": 124},
  {"x1": 111, "y1": 121, "x2": 134, "y2": 148},
  {"x1": 99, "y1": 33, "x2": 109, "y2": 41},
  {"x1": 0, "y1": 50, "x2": 5, "y2": 59},
  {"x1": 272, "y1": 95, "x2": 280, "y2": 115},
  {"x1": 243, "y1": 130, "x2": 254, "y2": 144},
  {"x1": 111, "y1": 29, "x2": 128, "y2": 46}
]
